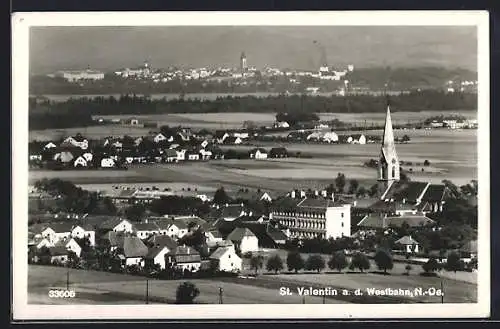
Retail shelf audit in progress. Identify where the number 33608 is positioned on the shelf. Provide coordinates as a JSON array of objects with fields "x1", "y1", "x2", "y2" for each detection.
[{"x1": 48, "y1": 290, "x2": 75, "y2": 298}]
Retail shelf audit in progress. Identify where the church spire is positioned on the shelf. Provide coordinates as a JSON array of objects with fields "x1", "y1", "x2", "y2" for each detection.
[{"x1": 378, "y1": 100, "x2": 400, "y2": 185}]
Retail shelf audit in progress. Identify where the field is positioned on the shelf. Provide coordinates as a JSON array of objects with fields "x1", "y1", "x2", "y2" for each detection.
[
  {"x1": 28, "y1": 265, "x2": 347, "y2": 305},
  {"x1": 29, "y1": 110, "x2": 477, "y2": 141},
  {"x1": 29, "y1": 128, "x2": 477, "y2": 191}
]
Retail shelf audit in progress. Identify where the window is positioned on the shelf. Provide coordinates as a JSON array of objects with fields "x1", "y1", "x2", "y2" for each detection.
[
  {"x1": 341, "y1": 222, "x2": 344, "y2": 227},
  {"x1": 228, "y1": 255, "x2": 231, "y2": 258},
  {"x1": 341, "y1": 213, "x2": 344, "y2": 218},
  {"x1": 392, "y1": 166, "x2": 396, "y2": 178}
]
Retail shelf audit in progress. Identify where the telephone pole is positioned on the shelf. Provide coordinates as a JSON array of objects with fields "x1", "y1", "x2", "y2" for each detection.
[
  {"x1": 66, "y1": 266, "x2": 70, "y2": 290},
  {"x1": 440, "y1": 280, "x2": 444, "y2": 304},
  {"x1": 219, "y1": 287, "x2": 224, "y2": 304},
  {"x1": 145, "y1": 279, "x2": 149, "y2": 304}
]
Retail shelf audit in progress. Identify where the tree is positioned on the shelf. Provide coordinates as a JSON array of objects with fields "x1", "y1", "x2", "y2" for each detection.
[
  {"x1": 356, "y1": 186, "x2": 367, "y2": 198},
  {"x1": 422, "y1": 257, "x2": 440, "y2": 274},
  {"x1": 348, "y1": 179, "x2": 359, "y2": 195},
  {"x1": 175, "y1": 281, "x2": 200, "y2": 304},
  {"x1": 350, "y1": 252, "x2": 371, "y2": 273},
  {"x1": 327, "y1": 251, "x2": 348, "y2": 273},
  {"x1": 405, "y1": 264, "x2": 413, "y2": 276},
  {"x1": 423, "y1": 159, "x2": 430, "y2": 166},
  {"x1": 401, "y1": 135, "x2": 411, "y2": 143},
  {"x1": 445, "y1": 251, "x2": 463, "y2": 273},
  {"x1": 266, "y1": 254, "x2": 284, "y2": 274},
  {"x1": 400, "y1": 171, "x2": 410, "y2": 182},
  {"x1": 213, "y1": 186, "x2": 230, "y2": 205},
  {"x1": 250, "y1": 255, "x2": 264, "y2": 275},
  {"x1": 305, "y1": 255, "x2": 326, "y2": 273},
  {"x1": 286, "y1": 251, "x2": 305, "y2": 273},
  {"x1": 335, "y1": 173, "x2": 346, "y2": 193},
  {"x1": 124, "y1": 204, "x2": 146, "y2": 222},
  {"x1": 374, "y1": 249, "x2": 394, "y2": 274}
]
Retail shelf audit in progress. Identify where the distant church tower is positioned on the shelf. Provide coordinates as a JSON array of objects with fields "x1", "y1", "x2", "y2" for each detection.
[
  {"x1": 240, "y1": 52, "x2": 248, "y2": 73},
  {"x1": 378, "y1": 102, "x2": 400, "y2": 194}
]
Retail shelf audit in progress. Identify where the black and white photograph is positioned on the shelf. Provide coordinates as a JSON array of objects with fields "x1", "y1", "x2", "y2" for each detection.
[{"x1": 12, "y1": 11, "x2": 490, "y2": 320}]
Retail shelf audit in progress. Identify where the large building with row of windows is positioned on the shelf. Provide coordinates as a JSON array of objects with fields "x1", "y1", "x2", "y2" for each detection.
[
  {"x1": 53, "y1": 69, "x2": 105, "y2": 82},
  {"x1": 269, "y1": 195, "x2": 351, "y2": 240}
]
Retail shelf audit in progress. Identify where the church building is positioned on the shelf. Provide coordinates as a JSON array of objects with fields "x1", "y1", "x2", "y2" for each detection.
[{"x1": 357, "y1": 103, "x2": 451, "y2": 230}]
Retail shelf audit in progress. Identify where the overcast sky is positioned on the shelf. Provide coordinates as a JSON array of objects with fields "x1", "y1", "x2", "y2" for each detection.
[{"x1": 29, "y1": 26, "x2": 477, "y2": 74}]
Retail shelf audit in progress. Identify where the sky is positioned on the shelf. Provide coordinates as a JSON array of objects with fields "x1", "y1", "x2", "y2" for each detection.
[{"x1": 29, "y1": 26, "x2": 477, "y2": 74}]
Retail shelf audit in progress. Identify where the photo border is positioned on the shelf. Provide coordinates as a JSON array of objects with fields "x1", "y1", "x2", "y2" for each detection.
[{"x1": 11, "y1": 10, "x2": 491, "y2": 320}]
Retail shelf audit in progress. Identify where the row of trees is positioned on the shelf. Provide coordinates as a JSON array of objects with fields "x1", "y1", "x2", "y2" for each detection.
[{"x1": 250, "y1": 249, "x2": 469, "y2": 276}]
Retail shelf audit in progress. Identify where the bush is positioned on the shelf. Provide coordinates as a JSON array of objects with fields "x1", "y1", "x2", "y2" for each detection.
[
  {"x1": 445, "y1": 252, "x2": 463, "y2": 273},
  {"x1": 404, "y1": 264, "x2": 413, "y2": 275},
  {"x1": 350, "y1": 252, "x2": 371, "y2": 273},
  {"x1": 422, "y1": 257, "x2": 440, "y2": 274},
  {"x1": 175, "y1": 281, "x2": 200, "y2": 304}
]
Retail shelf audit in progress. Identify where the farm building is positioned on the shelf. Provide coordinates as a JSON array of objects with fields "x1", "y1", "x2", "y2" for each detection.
[
  {"x1": 269, "y1": 147, "x2": 288, "y2": 158},
  {"x1": 144, "y1": 246, "x2": 171, "y2": 270},
  {"x1": 226, "y1": 227, "x2": 259, "y2": 253},
  {"x1": 166, "y1": 246, "x2": 201, "y2": 272},
  {"x1": 101, "y1": 158, "x2": 116, "y2": 168},
  {"x1": 209, "y1": 245, "x2": 242, "y2": 273},
  {"x1": 73, "y1": 156, "x2": 88, "y2": 167},
  {"x1": 249, "y1": 148, "x2": 268, "y2": 160}
]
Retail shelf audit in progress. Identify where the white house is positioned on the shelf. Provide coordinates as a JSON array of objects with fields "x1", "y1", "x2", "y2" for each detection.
[
  {"x1": 55, "y1": 237, "x2": 83, "y2": 257},
  {"x1": 145, "y1": 246, "x2": 171, "y2": 269},
  {"x1": 199, "y1": 149, "x2": 212, "y2": 160},
  {"x1": 233, "y1": 132, "x2": 249, "y2": 139},
  {"x1": 395, "y1": 235, "x2": 420, "y2": 253},
  {"x1": 44, "y1": 142, "x2": 57, "y2": 150},
  {"x1": 73, "y1": 156, "x2": 88, "y2": 167},
  {"x1": 121, "y1": 236, "x2": 149, "y2": 267},
  {"x1": 154, "y1": 133, "x2": 167, "y2": 143},
  {"x1": 200, "y1": 140, "x2": 209, "y2": 148},
  {"x1": 274, "y1": 121, "x2": 290, "y2": 128},
  {"x1": 209, "y1": 245, "x2": 242, "y2": 272},
  {"x1": 82, "y1": 152, "x2": 93, "y2": 162},
  {"x1": 133, "y1": 222, "x2": 161, "y2": 240},
  {"x1": 250, "y1": 148, "x2": 268, "y2": 160},
  {"x1": 187, "y1": 152, "x2": 200, "y2": 161},
  {"x1": 227, "y1": 228, "x2": 259, "y2": 253},
  {"x1": 101, "y1": 218, "x2": 134, "y2": 233},
  {"x1": 166, "y1": 246, "x2": 201, "y2": 272},
  {"x1": 165, "y1": 222, "x2": 188, "y2": 239},
  {"x1": 71, "y1": 225, "x2": 96, "y2": 246},
  {"x1": 323, "y1": 132, "x2": 339, "y2": 143},
  {"x1": 176, "y1": 149, "x2": 186, "y2": 161},
  {"x1": 41, "y1": 223, "x2": 74, "y2": 244},
  {"x1": 348, "y1": 134, "x2": 366, "y2": 145},
  {"x1": 101, "y1": 158, "x2": 116, "y2": 168}
]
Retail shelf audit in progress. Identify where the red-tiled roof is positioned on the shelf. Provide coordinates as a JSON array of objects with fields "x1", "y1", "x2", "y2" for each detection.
[
  {"x1": 227, "y1": 227, "x2": 256, "y2": 241},
  {"x1": 123, "y1": 236, "x2": 148, "y2": 258}
]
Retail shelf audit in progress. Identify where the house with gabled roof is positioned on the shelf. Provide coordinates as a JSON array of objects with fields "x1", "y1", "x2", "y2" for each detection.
[
  {"x1": 357, "y1": 213, "x2": 435, "y2": 230},
  {"x1": 227, "y1": 227, "x2": 259, "y2": 253},
  {"x1": 145, "y1": 246, "x2": 171, "y2": 270},
  {"x1": 118, "y1": 236, "x2": 149, "y2": 267},
  {"x1": 41, "y1": 222, "x2": 74, "y2": 244},
  {"x1": 147, "y1": 234, "x2": 178, "y2": 251},
  {"x1": 209, "y1": 245, "x2": 242, "y2": 272},
  {"x1": 98, "y1": 218, "x2": 134, "y2": 234},
  {"x1": 249, "y1": 148, "x2": 268, "y2": 160},
  {"x1": 71, "y1": 224, "x2": 96, "y2": 246},
  {"x1": 48, "y1": 246, "x2": 70, "y2": 264},
  {"x1": 133, "y1": 222, "x2": 160, "y2": 240},
  {"x1": 395, "y1": 235, "x2": 420, "y2": 253},
  {"x1": 54, "y1": 237, "x2": 83, "y2": 257},
  {"x1": 166, "y1": 246, "x2": 201, "y2": 272}
]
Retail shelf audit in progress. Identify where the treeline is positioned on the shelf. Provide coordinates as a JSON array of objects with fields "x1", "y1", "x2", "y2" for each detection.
[{"x1": 30, "y1": 90, "x2": 477, "y2": 117}]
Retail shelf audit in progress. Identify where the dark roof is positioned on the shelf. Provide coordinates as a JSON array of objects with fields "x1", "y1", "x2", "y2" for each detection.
[
  {"x1": 46, "y1": 222, "x2": 75, "y2": 233},
  {"x1": 421, "y1": 184, "x2": 447, "y2": 202},
  {"x1": 357, "y1": 213, "x2": 435, "y2": 229},
  {"x1": 209, "y1": 246, "x2": 236, "y2": 260},
  {"x1": 164, "y1": 149, "x2": 178, "y2": 157},
  {"x1": 101, "y1": 231, "x2": 125, "y2": 247},
  {"x1": 122, "y1": 236, "x2": 148, "y2": 258},
  {"x1": 147, "y1": 235, "x2": 178, "y2": 250},
  {"x1": 250, "y1": 148, "x2": 267, "y2": 153},
  {"x1": 395, "y1": 235, "x2": 419, "y2": 245},
  {"x1": 49, "y1": 246, "x2": 69, "y2": 256},
  {"x1": 145, "y1": 246, "x2": 169, "y2": 259},
  {"x1": 297, "y1": 197, "x2": 346, "y2": 209},
  {"x1": 207, "y1": 230, "x2": 223, "y2": 239},
  {"x1": 133, "y1": 222, "x2": 160, "y2": 231},
  {"x1": 99, "y1": 217, "x2": 128, "y2": 230},
  {"x1": 227, "y1": 227, "x2": 256, "y2": 241},
  {"x1": 170, "y1": 246, "x2": 201, "y2": 263},
  {"x1": 239, "y1": 222, "x2": 288, "y2": 248},
  {"x1": 383, "y1": 181, "x2": 430, "y2": 203},
  {"x1": 270, "y1": 147, "x2": 287, "y2": 153}
]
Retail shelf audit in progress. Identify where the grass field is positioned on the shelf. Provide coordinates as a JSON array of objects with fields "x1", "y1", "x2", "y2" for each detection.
[{"x1": 28, "y1": 265, "x2": 347, "y2": 305}]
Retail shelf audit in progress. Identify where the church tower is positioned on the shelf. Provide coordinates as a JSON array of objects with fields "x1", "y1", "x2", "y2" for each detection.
[
  {"x1": 240, "y1": 52, "x2": 247, "y2": 73},
  {"x1": 378, "y1": 102, "x2": 400, "y2": 193}
]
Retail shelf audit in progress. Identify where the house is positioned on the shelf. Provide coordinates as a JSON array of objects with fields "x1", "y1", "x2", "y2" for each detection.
[
  {"x1": 323, "y1": 132, "x2": 339, "y2": 143},
  {"x1": 395, "y1": 235, "x2": 420, "y2": 253},
  {"x1": 120, "y1": 236, "x2": 149, "y2": 267},
  {"x1": 63, "y1": 135, "x2": 89, "y2": 150},
  {"x1": 347, "y1": 134, "x2": 366, "y2": 145},
  {"x1": 205, "y1": 230, "x2": 224, "y2": 245},
  {"x1": 101, "y1": 158, "x2": 116, "y2": 168},
  {"x1": 54, "y1": 237, "x2": 83, "y2": 257},
  {"x1": 99, "y1": 218, "x2": 134, "y2": 233},
  {"x1": 154, "y1": 133, "x2": 168, "y2": 144},
  {"x1": 48, "y1": 246, "x2": 69, "y2": 264},
  {"x1": 199, "y1": 149, "x2": 212, "y2": 161},
  {"x1": 200, "y1": 140, "x2": 209, "y2": 148},
  {"x1": 73, "y1": 156, "x2": 88, "y2": 167},
  {"x1": 307, "y1": 132, "x2": 323, "y2": 141},
  {"x1": 134, "y1": 222, "x2": 160, "y2": 240},
  {"x1": 274, "y1": 121, "x2": 290, "y2": 128},
  {"x1": 269, "y1": 147, "x2": 288, "y2": 158},
  {"x1": 145, "y1": 246, "x2": 171, "y2": 270},
  {"x1": 44, "y1": 142, "x2": 57, "y2": 150},
  {"x1": 176, "y1": 149, "x2": 186, "y2": 161},
  {"x1": 41, "y1": 222, "x2": 74, "y2": 244},
  {"x1": 31, "y1": 237, "x2": 53, "y2": 249},
  {"x1": 53, "y1": 151, "x2": 74, "y2": 164},
  {"x1": 187, "y1": 151, "x2": 200, "y2": 161},
  {"x1": 249, "y1": 148, "x2": 268, "y2": 160},
  {"x1": 224, "y1": 136, "x2": 243, "y2": 145},
  {"x1": 215, "y1": 131, "x2": 230, "y2": 144},
  {"x1": 164, "y1": 149, "x2": 178, "y2": 163},
  {"x1": 209, "y1": 245, "x2": 242, "y2": 272},
  {"x1": 233, "y1": 132, "x2": 249, "y2": 139},
  {"x1": 226, "y1": 227, "x2": 259, "y2": 253},
  {"x1": 82, "y1": 152, "x2": 93, "y2": 162},
  {"x1": 166, "y1": 246, "x2": 201, "y2": 272},
  {"x1": 147, "y1": 234, "x2": 178, "y2": 251},
  {"x1": 357, "y1": 213, "x2": 435, "y2": 230},
  {"x1": 71, "y1": 224, "x2": 96, "y2": 246},
  {"x1": 100, "y1": 231, "x2": 125, "y2": 252}
]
